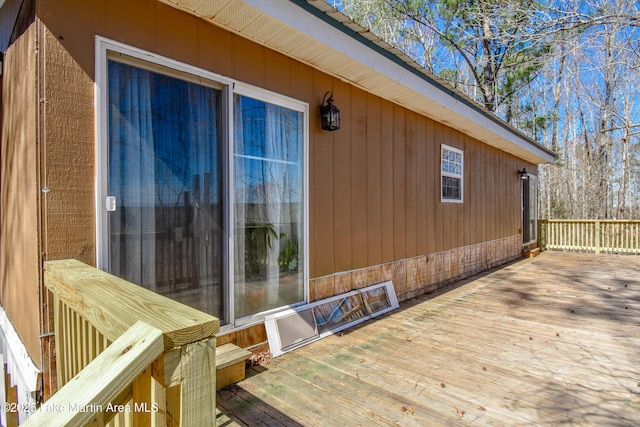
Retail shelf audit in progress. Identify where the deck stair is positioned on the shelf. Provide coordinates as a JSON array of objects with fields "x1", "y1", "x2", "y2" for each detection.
[{"x1": 216, "y1": 343, "x2": 252, "y2": 390}]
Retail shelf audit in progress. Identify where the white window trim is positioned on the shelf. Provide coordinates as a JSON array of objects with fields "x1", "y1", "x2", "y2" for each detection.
[
  {"x1": 441, "y1": 144, "x2": 464, "y2": 203},
  {"x1": 230, "y1": 83, "x2": 310, "y2": 328},
  {"x1": 94, "y1": 36, "x2": 309, "y2": 331}
]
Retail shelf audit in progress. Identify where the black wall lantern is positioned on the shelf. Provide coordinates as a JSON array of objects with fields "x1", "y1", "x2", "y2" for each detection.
[
  {"x1": 519, "y1": 168, "x2": 528, "y2": 180},
  {"x1": 320, "y1": 91, "x2": 340, "y2": 131}
]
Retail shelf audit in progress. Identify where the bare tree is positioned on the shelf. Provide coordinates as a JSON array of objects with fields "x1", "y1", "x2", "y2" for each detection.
[{"x1": 331, "y1": 0, "x2": 640, "y2": 219}]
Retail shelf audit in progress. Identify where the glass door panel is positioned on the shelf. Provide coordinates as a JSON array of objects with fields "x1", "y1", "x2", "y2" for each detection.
[
  {"x1": 233, "y1": 94, "x2": 305, "y2": 318},
  {"x1": 107, "y1": 60, "x2": 224, "y2": 319}
]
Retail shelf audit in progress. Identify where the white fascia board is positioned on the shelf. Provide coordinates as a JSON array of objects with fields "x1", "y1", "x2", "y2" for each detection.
[{"x1": 242, "y1": 0, "x2": 555, "y2": 164}]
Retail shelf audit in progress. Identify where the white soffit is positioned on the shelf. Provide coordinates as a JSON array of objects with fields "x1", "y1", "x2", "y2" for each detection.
[{"x1": 161, "y1": 0, "x2": 556, "y2": 164}]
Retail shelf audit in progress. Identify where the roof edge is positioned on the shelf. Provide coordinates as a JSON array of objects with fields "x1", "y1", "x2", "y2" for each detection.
[{"x1": 292, "y1": 0, "x2": 556, "y2": 163}]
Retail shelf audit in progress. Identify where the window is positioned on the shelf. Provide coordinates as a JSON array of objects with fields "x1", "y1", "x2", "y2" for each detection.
[
  {"x1": 96, "y1": 38, "x2": 308, "y2": 328},
  {"x1": 441, "y1": 144, "x2": 464, "y2": 202}
]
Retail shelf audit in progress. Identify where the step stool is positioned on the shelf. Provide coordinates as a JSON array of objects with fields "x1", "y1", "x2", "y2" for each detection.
[{"x1": 216, "y1": 343, "x2": 252, "y2": 390}]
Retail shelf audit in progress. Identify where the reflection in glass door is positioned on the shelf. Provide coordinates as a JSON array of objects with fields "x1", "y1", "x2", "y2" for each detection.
[
  {"x1": 103, "y1": 50, "x2": 308, "y2": 327},
  {"x1": 107, "y1": 59, "x2": 224, "y2": 319},
  {"x1": 233, "y1": 94, "x2": 305, "y2": 319}
]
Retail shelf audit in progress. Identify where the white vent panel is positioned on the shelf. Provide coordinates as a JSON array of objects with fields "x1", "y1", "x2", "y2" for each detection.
[{"x1": 266, "y1": 281, "x2": 398, "y2": 357}]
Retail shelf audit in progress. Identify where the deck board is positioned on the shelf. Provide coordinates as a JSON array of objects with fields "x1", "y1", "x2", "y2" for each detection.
[{"x1": 218, "y1": 252, "x2": 640, "y2": 426}]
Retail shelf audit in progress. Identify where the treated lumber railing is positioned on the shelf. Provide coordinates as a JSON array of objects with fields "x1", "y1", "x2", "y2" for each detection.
[
  {"x1": 32, "y1": 259, "x2": 220, "y2": 426},
  {"x1": 539, "y1": 220, "x2": 640, "y2": 254},
  {"x1": 23, "y1": 321, "x2": 164, "y2": 426}
]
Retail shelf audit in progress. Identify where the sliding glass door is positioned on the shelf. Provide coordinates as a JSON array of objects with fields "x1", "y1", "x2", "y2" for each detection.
[
  {"x1": 101, "y1": 44, "x2": 307, "y2": 327},
  {"x1": 107, "y1": 59, "x2": 224, "y2": 319},
  {"x1": 233, "y1": 94, "x2": 305, "y2": 319}
]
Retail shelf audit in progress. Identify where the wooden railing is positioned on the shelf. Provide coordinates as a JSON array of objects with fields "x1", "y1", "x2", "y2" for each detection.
[
  {"x1": 538, "y1": 220, "x2": 640, "y2": 254},
  {"x1": 25, "y1": 259, "x2": 220, "y2": 426},
  {"x1": 23, "y1": 321, "x2": 164, "y2": 426}
]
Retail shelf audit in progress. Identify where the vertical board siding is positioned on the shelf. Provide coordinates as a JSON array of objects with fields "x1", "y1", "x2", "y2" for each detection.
[
  {"x1": 332, "y1": 79, "x2": 352, "y2": 273},
  {"x1": 415, "y1": 118, "x2": 428, "y2": 256},
  {"x1": 265, "y1": 49, "x2": 291, "y2": 96},
  {"x1": 35, "y1": 1, "x2": 529, "y2": 290},
  {"x1": 425, "y1": 119, "x2": 437, "y2": 255},
  {"x1": 392, "y1": 105, "x2": 406, "y2": 260},
  {"x1": 405, "y1": 110, "x2": 418, "y2": 258},
  {"x1": 365, "y1": 94, "x2": 383, "y2": 266},
  {"x1": 156, "y1": 1, "x2": 199, "y2": 66},
  {"x1": 351, "y1": 87, "x2": 368, "y2": 269},
  {"x1": 1, "y1": 24, "x2": 42, "y2": 364},
  {"x1": 433, "y1": 122, "x2": 445, "y2": 252},
  {"x1": 44, "y1": 30, "x2": 95, "y2": 263},
  {"x1": 311, "y1": 70, "x2": 335, "y2": 277},
  {"x1": 379, "y1": 99, "x2": 395, "y2": 263},
  {"x1": 197, "y1": 21, "x2": 233, "y2": 77}
]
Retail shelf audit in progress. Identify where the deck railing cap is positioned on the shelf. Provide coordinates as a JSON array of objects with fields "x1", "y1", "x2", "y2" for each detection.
[{"x1": 44, "y1": 259, "x2": 220, "y2": 349}]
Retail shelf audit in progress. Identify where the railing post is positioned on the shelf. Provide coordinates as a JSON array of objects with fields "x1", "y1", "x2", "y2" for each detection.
[
  {"x1": 132, "y1": 366, "x2": 153, "y2": 426},
  {"x1": 594, "y1": 220, "x2": 601, "y2": 254},
  {"x1": 178, "y1": 337, "x2": 217, "y2": 426},
  {"x1": 538, "y1": 220, "x2": 545, "y2": 250},
  {"x1": 153, "y1": 336, "x2": 217, "y2": 426}
]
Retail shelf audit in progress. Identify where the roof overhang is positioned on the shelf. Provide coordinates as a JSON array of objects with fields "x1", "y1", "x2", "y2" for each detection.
[{"x1": 160, "y1": 0, "x2": 556, "y2": 164}]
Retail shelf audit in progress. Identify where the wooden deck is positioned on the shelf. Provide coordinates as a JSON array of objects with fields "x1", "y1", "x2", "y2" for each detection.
[{"x1": 217, "y1": 252, "x2": 640, "y2": 426}]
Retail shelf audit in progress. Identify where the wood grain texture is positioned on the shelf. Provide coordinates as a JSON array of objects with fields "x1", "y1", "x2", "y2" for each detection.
[
  {"x1": 44, "y1": 259, "x2": 220, "y2": 349},
  {"x1": 34, "y1": 0, "x2": 536, "y2": 281},
  {"x1": 0, "y1": 23, "x2": 42, "y2": 365},
  {"x1": 176, "y1": 337, "x2": 217, "y2": 426},
  {"x1": 22, "y1": 321, "x2": 163, "y2": 427},
  {"x1": 219, "y1": 252, "x2": 640, "y2": 426}
]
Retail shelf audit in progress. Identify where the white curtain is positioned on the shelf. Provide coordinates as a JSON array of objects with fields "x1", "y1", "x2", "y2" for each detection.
[
  {"x1": 108, "y1": 60, "x2": 224, "y2": 318},
  {"x1": 233, "y1": 95, "x2": 304, "y2": 318},
  {"x1": 108, "y1": 61, "x2": 156, "y2": 288}
]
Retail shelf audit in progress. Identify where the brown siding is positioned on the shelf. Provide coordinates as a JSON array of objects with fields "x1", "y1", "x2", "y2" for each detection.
[
  {"x1": 42, "y1": 29, "x2": 95, "y2": 264},
  {"x1": 37, "y1": 0, "x2": 534, "y2": 277},
  {"x1": 0, "y1": 24, "x2": 41, "y2": 365},
  {"x1": 415, "y1": 117, "x2": 427, "y2": 256},
  {"x1": 392, "y1": 105, "x2": 406, "y2": 260},
  {"x1": 311, "y1": 71, "x2": 335, "y2": 277},
  {"x1": 351, "y1": 87, "x2": 368, "y2": 269},
  {"x1": 365, "y1": 94, "x2": 382, "y2": 266},
  {"x1": 332, "y1": 79, "x2": 352, "y2": 273},
  {"x1": 379, "y1": 99, "x2": 395, "y2": 263},
  {"x1": 405, "y1": 110, "x2": 417, "y2": 257},
  {"x1": 29, "y1": 0, "x2": 537, "y2": 350}
]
